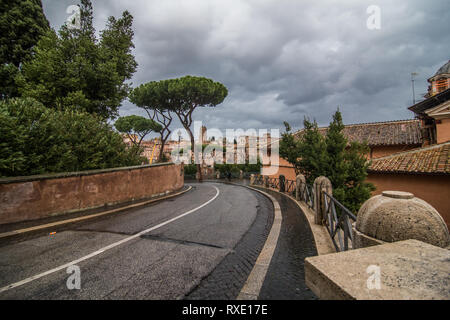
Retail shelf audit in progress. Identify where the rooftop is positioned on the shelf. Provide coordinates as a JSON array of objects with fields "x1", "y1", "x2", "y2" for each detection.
[
  {"x1": 409, "y1": 88, "x2": 450, "y2": 116},
  {"x1": 368, "y1": 141, "x2": 450, "y2": 175},
  {"x1": 433, "y1": 60, "x2": 450, "y2": 77},
  {"x1": 294, "y1": 119, "x2": 423, "y2": 147}
]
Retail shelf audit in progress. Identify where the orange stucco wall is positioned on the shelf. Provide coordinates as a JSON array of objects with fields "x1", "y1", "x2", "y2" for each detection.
[
  {"x1": 367, "y1": 173, "x2": 450, "y2": 230},
  {"x1": 261, "y1": 157, "x2": 297, "y2": 180},
  {"x1": 0, "y1": 163, "x2": 184, "y2": 225},
  {"x1": 436, "y1": 118, "x2": 450, "y2": 144}
]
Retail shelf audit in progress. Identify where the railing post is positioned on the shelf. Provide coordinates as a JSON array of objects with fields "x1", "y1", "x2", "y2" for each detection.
[
  {"x1": 239, "y1": 170, "x2": 244, "y2": 180},
  {"x1": 313, "y1": 176, "x2": 333, "y2": 225},
  {"x1": 296, "y1": 174, "x2": 306, "y2": 201},
  {"x1": 264, "y1": 176, "x2": 269, "y2": 188},
  {"x1": 279, "y1": 175, "x2": 285, "y2": 192},
  {"x1": 250, "y1": 174, "x2": 255, "y2": 185}
]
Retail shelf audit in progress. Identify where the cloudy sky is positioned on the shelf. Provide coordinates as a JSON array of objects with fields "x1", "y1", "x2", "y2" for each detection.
[{"x1": 42, "y1": 0, "x2": 450, "y2": 136}]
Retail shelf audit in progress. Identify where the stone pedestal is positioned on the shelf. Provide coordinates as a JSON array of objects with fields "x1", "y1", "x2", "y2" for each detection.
[
  {"x1": 296, "y1": 174, "x2": 306, "y2": 201},
  {"x1": 305, "y1": 239, "x2": 450, "y2": 300},
  {"x1": 355, "y1": 191, "x2": 450, "y2": 248},
  {"x1": 313, "y1": 177, "x2": 333, "y2": 225},
  {"x1": 279, "y1": 175, "x2": 285, "y2": 192}
]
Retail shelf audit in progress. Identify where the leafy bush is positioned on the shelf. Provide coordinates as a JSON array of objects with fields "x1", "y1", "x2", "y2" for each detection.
[
  {"x1": 0, "y1": 98, "x2": 144, "y2": 177},
  {"x1": 184, "y1": 164, "x2": 197, "y2": 175}
]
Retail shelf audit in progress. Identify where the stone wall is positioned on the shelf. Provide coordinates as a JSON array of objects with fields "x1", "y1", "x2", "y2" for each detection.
[{"x1": 0, "y1": 163, "x2": 184, "y2": 225}]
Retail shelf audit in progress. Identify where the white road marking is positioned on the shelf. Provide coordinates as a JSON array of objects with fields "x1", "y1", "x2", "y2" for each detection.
[{"x1": 0, "y1": 185, "x2": 220, "y2": 294}]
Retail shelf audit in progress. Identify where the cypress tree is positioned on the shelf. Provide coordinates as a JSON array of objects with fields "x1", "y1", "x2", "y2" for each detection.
[
  {"x1": 281, "y1": 109, "x2": 375, "y2": 213},
  {"x1": 297, "y1": 118, "x2": 328, "y2": 184},
  {"x1": 324, "y1": 109, "x2": 375, "y2": 213},
  {"x1": 324, "y1": 109, "x2": 348, "y2": 193}
]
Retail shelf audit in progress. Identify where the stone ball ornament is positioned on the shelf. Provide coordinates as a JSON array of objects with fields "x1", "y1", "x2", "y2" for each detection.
[{"x1": 355, "y1": 191, "x2": 450, "y2": 248}]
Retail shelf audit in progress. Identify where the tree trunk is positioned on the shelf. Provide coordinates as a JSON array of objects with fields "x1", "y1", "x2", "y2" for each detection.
[
  {"x1": 158, "y1": 133, "x2": 166, "y2": 162},
  {"x1": 188, "y1": 130, "x2": 202, "y2": 182}
]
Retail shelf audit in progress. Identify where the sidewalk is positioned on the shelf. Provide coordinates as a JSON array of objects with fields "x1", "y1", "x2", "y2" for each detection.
[{"x1": 256, "y1": 188, "x2": 318, "y2": 300}]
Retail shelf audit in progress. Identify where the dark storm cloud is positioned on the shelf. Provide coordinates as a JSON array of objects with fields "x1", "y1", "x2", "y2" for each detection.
[{"x1": 42, "y1": 0, "x2": 450, "y2": 133}]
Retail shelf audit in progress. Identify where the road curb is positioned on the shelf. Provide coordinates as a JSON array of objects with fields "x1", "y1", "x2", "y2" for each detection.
[
  {"x1": 0, "y1": 185, "x2": 193, "y2": 241},
  {"x1": 235, "y1": 185, "x2": 282, "y2": 300}
]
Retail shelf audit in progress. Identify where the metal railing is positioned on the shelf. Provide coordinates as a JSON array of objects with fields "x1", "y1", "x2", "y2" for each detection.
[
  {"x1": 252, "y1": 174, "x2": 356, "y2": 252},
  {"x1": 300, "y1": 183, "x2": 314, "y2": 210},
  {"x1": 323, "y1": 191, "x2": 356, "y2": 252},
  {"x1": 285, "y1": 179, "x2": 296, "y2": 194},
  {"x1": 267, "y1": 177, "x2": 280, "y2": 189},
  {"x1": 253, "y1": 174, "x2": 265, "y2": 185}
]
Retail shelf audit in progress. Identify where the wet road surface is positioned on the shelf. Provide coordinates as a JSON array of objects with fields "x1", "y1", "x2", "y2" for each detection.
[
  {"x1": 0, "y1": 182, "x2": 265, "y2": 299},
  {"x1": 258, "y1": 188, "x2": 318, "y2": 300}
]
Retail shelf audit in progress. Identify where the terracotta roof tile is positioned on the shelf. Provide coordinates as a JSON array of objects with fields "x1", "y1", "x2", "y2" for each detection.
[
  {"x1": 368, "y1": 142, "x2": 450, "y2": 175},
  {"x1": 294, "y1": 119, "x2": 423, "y2": 146}
]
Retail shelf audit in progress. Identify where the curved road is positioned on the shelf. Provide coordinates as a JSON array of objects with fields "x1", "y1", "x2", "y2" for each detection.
[{"x1": 0, "y1": 182, "x2": 271, "y2": 300}]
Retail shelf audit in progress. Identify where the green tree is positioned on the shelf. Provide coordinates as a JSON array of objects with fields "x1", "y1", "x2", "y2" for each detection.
[
  {"x1": 0, "y1": 97, "x2": 144, "y2": 177},
  {"x1": 0, "y1": 0, "x2": 50, "y2": 99},
  {"x1": 325, "y1": 110, "x2": 348, "y2": 188},
  {"x1": 280, "y1": 121, "x2": 302, "y2": 174},
  {"x1": 215, "y1": 163, "x2": 240, "y2": 176},
  {"x1": 115, "y1": 115, "x2": 162, "y2": 151},
  {"x1": 280, "y1": 119, "x2": 327, "y2": 184},
  {"x1": 280, "y1": 110, "x2": 375, "y2": 213},
  {"x1": 335, "y1": 141, "x2": 375, "y2": 213},
  {"x1": 132, "y1": 76, "x2": 228, "y2": 180},
  {"x1": 129, "y1": 80, "x2": 174, "y2": 162},
  {"x1": 184, "y1": 163, "x2": 198, "y2": 177},
  {"x1": 324, "y1": 110, "x2": 375, "y2": 212},
  {"x1": 171, "y1": 76, "x2": 228, "y2": 181},
  {"x1": 16, "y1": 0, "x2": 137, "y2": 120}
]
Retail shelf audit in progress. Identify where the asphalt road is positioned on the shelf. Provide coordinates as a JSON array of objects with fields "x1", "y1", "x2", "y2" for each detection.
[{"x1": 0, "y1": 182, "x2": 265, "y2": 300}]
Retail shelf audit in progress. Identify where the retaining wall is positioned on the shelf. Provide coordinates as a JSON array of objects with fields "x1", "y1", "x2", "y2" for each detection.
[{"x1": 0, "y1": 163, "x2": 184, "y2": 225}]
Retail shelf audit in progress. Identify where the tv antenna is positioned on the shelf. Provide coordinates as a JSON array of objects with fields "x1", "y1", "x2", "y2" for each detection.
[{"x1": 411, "y1": 72, "x2": 419, "y2": 104}]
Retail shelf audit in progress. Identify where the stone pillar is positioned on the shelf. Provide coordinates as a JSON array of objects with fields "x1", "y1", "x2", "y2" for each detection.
[
  {"x1": 216, "y1": 171, "x2": 220, "y2": 179},
  {"x1": 239, "y1": 170, "x2": 244, "y2": 180},
  {"x1": 250, "y1": 174, "x2": 255, "y2": 185},
  {"x1": 264, "y1": 176, "x2": 269, "y2": 188},
  {"x1": 313, "y1": 176, "x2": 332, "y2": 225},
  {"x1": 279, "y1": 175, "x2": 285, "y2": 193},
  {"x1": 354, "y1": 191, "x2": 450, "y2": 249},
  {"x1": 296, "y1": 174, "x2": 306, "y2": 201}
]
